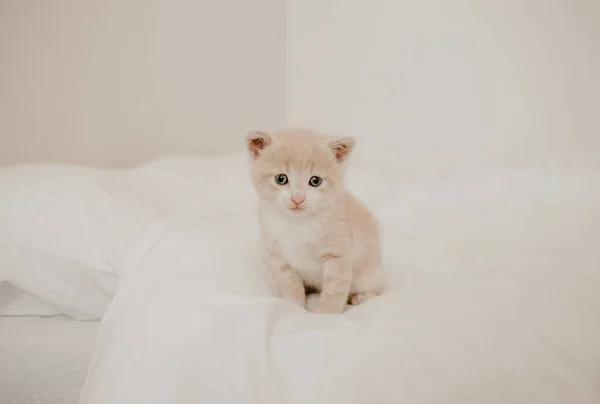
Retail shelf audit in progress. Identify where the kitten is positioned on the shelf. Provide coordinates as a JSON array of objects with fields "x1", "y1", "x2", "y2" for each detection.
[{"x1": 246, "y1": 128, "x2": 384, "y2": 314}]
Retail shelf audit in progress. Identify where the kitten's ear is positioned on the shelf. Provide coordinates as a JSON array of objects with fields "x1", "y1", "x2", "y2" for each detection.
[
  {"x1": 327, "y1": 136, "x2": 356, "y2": 163},
  {"x1": 246, "y1": 131, "x2": 272, "y2": 159}
]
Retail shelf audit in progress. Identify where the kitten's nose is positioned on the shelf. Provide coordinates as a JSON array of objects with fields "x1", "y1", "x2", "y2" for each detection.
[{"x1": 291, "y1": 192, "x2": 305, "y2": 206}]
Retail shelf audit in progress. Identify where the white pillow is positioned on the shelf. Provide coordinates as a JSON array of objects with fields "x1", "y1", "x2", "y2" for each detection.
[
  {"x1": 0, "y1": 163, "x2": 124, "y2": 319},
  {"x1": 106, "y1": 154, "x2": 259, "y2": 273},
  {"x1": 0, "y1": 154, "x2": 258, "y2": 319}
]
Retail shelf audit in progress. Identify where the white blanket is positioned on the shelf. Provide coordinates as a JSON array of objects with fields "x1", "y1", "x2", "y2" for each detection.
[{"x1": 79, "y1": 155, "x2": 600, "y2": 404}]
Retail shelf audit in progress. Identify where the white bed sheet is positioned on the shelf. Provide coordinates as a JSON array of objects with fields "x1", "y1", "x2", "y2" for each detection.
[
  {"x1": 1, "y1": 152, "x2": 598, "y2": 403},
  {"x1": 78, "y1": 156, "x2": 600, "y2": 404},
  {"x1": 0, "y1": 316, "x2": 99, "y2": 404}
]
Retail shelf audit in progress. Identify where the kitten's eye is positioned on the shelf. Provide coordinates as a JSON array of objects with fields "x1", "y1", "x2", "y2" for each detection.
[
  {"x1": 309, "y1": 176, "x2": 323, "y2": 187},
  {"x1": 274, "y1": 174, "x2": 288, "y2": 185}
]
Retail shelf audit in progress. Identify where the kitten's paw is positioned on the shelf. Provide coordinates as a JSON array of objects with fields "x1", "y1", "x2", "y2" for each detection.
[
  {"x1": 291, "y1": 297, "x2": 307, "y2": 308},
  {"x1": 308, "y1": 305, "x2": 324, "y2": 314},
  {"x1": 305, "y1": 293, "x2": 320, "y2": 312},
  {"x1": 283, "y1": 293, "x2": 306, "y2": 308},
  {"x1": 311, "y1": 303, "x2": 344, "y2": 314},
  {"x1": 349, "y1": 291, "x2": 379, "y2": 306}
]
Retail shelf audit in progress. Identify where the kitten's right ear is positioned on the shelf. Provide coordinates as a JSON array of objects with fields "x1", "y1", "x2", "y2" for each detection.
[{"x1": 246, "y1": 131, "x2": 272, "y2": 159}]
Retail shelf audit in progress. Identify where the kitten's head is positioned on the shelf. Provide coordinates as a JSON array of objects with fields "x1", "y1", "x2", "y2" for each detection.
[{"x1": 246, "y1": 128, "x2": 355, "y2": 216}]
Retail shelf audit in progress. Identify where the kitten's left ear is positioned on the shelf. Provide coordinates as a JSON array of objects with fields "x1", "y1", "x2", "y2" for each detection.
[{"x1": 327, "y1": 136, "x2": 356, "y2": 163}]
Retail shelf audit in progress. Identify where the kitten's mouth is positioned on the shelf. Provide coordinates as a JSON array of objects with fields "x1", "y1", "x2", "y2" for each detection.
[{"x1": 290, "y1": 206, "x2": 304, "y2": 212}]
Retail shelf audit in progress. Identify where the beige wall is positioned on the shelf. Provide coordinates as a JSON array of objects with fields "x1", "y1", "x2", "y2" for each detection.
[
  {"x1": 0, "y1": 0, "x2": 285, "y2": 166},
  {"x1": 286, "y1": 0, "x2": 600, "y2": 175},
  {"x1": 3, "y1": 1, "x2": 598, "y2": 170}
]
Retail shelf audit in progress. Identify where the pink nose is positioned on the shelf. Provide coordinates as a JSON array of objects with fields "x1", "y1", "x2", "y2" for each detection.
[{"x1": 291, "y1": 192, "x2": 305, "y2": 206}]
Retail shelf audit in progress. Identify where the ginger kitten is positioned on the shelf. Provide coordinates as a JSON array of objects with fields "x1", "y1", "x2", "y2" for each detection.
[{"x1": 246, "y1": 128, "x2": 384, "y2": 314}]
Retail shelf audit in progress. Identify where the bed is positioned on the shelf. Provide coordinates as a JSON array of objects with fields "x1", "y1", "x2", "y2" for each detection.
[
  {"x1": 1, "y1": 152, "x2": 599, "y2": 404},
  {"x1": 0, "y1": 313, "x2": 99, "y2": 404},
  {"x1": 0, "y1": 279, "x2": 100, "y2": 404}
]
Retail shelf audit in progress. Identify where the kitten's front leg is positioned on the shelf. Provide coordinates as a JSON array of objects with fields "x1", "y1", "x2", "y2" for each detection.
[
  {"x1": 313, "y1": 254, "x2": 352, "y2": 314},
  {"x1": 266, "y1": 252, "x2": 306, "y2": 308}
]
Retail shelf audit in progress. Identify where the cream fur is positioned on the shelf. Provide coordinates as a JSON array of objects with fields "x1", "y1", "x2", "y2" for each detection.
[{"x1": 246, "y1": 128, "x2": 384, "y2": 314}]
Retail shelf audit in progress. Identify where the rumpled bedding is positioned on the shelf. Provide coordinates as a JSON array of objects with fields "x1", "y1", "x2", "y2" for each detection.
[{"x1": 1, "y1": 154, "x2": 599, "y2": 403}]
